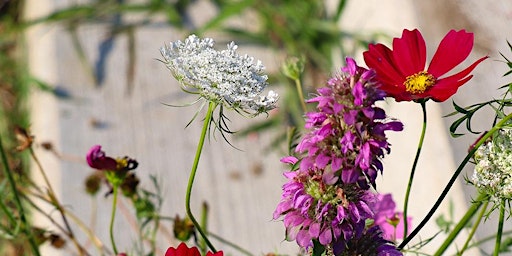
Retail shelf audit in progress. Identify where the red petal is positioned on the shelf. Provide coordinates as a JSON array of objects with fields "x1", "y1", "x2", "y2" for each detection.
[
  {"x1": 427, "y1": 75, "x2": 473, "y2": 102},
  {"x1": 363, "y1": 44, "x2": 406, "y2": 96},
  {"x1": 426, "y1": 55, "x2": 487, "y2": 101},
  {"x1": 392, "y1": 29, "x2": 427, "y2": 76},
  {"x1": 428, "y1": 30, "x2": 474, "y2": 77},
  {"x1": 165, "y1": 243, "x2": 201, "y2": 256},
  {"x1": 206, "y1": 251, "x2": 224, "y2": 256}
]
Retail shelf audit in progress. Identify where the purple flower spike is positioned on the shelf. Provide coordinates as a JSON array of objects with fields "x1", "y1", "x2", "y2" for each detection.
[{"x1": 86, "y1": 145, "x2": 117, "y2": 171}]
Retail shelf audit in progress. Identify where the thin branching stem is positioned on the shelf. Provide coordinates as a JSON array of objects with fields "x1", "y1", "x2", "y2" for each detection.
[
  {"x1": 433, "y1": 194, "x2": 484, "y2": 256},
  {"x1": 399, "y1": 113, "x2": 512, "y2": 250},
  {"x1": 458, "y1": 200, "x2": 489, "y2": 255},
  {"x1": 0, "y1": 136, "x2": 40, "y2": 256},
  {"x1": 30, "y1": 147, "x2": 86, "y2": 255}
]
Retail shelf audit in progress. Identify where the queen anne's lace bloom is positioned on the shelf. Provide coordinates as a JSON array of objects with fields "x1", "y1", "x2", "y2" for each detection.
[
  {"x1": 160, "y1": 35, "x2": 277, "y2": 115},
  {"x1": 472, "y1": 129, "x2": 512, "y2": 202}
]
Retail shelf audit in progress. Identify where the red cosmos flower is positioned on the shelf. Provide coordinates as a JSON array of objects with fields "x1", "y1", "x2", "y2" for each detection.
[
  {"x1": 165, "y1": 243, "x2": 223, "y2": 256},
  {"x1": 363, "y1": 29, "x2": 487, "y2": 102}
]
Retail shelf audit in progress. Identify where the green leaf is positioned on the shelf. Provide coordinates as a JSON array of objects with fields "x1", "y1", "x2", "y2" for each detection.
[
  {"x1": 196, "y1": 0, "x2": 254, "y2": 34},
  {"x1": 312, "y1": 240, "x2": 326, "y2": 256}
]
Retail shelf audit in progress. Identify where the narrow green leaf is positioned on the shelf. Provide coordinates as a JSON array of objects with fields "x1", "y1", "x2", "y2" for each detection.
[{"x1": 196, "y1": 0, "x2": 254, "y2": 34}]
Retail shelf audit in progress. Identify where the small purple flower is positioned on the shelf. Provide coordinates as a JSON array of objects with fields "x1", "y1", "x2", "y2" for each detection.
[
  {"x1": 274, "y1": 168, "x2": 375, "y2": 249},
  {"x1": 275, "y1": 58, "x2": 403, "y2": 251},
  {"x1": 86, "y1": 145, "x2": 117, "y2": 170},
  {"x1": 295, "y1": 57, "x2": 403, "y2": 188}
]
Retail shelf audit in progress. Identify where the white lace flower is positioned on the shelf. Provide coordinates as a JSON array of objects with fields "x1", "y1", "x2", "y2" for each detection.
[
  {"x1": 472, "y1": 128, "x2": 512, "y2": 202},
  {"x1": 160, "y1": 34, "x2": 278, "y2": 115}
]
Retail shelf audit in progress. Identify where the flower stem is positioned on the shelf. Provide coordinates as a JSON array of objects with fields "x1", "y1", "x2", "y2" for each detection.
[
  {"x1": 186, "y1": 101, "x2": 217, "y2": 252},
  {"x1": 433, "y1": 194, "x2": 485, "y2": 256},
  {"x1": 403, "y1": 100, "x2": 427, "y2": 238},
  {"x1": 458, "y1": 199, "x2": 489, "y2": 255},
  {"x1": 0, "y1": 136, "x2": 41, "y2": 256},
  {"x1": 109, "y1": 185, "x2": 119, "y2": 255},
  {"x1": 494, "y1": 199, "x2": 506, "y2": 256},
  {"x1": 294, "y1": 78, "x2": 307, "y2": 113},
  {"x1": 398, "y1": 113, "x2": 512, "y2": 250}
]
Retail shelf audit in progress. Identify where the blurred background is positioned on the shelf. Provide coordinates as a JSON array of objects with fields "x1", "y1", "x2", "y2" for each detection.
[{"x1": 1, "y1": 0, "x2": 512, "y2": 255}]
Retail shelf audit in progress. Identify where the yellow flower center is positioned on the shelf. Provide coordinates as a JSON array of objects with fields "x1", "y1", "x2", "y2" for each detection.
[{"x1": 403, "y1": 71, "x2": 436, "y2": 94}]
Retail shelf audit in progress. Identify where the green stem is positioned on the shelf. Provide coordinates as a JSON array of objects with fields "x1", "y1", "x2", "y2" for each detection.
[
  {"x1": 109, "y1": 185, "x2": 119, "y2": 255},
  {"x1": 186, "y1": 101, "x2": 217, "y2": 252},
  {"x1": 200, "y1": 202, "x2": 209, "y2": 255},
  {"x1": 0, "y1": 136, "x2": 41, "y2": 256},
  {"x1": 433, "y1": 194, "x2": 485, "y2": 256},
  {"x1": 403, "y1": 100, "x2": 427, "y2": 238},
  {"x1": 294, "y1": 78, "x2": 307, "y2": 113},
  {"x1": 399, "y1": 113, "x2": 512, "y2": 250},
  {"x1": 458, "y1": 200, "x2": 489, "y2": 255},
  {"x1": 494, "y1": 199, "x2": 505, "y2": 256}
]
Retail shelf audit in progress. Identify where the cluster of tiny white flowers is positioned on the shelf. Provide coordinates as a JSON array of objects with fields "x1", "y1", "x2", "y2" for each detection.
[
  {"x1": 472, "y1": 129, "x2": 512, "y2": 202},
  {"x1": 160, "y1": 34, "x2": 278, "y2": 115}
]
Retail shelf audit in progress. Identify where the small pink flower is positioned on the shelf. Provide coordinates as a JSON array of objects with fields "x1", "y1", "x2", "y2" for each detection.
[
  {"x1": 371, "y1": 193, "x2": 412, "y2": 241},
  {"x1": 86, "y1": 145, "x2": 117, "y2": 170}
]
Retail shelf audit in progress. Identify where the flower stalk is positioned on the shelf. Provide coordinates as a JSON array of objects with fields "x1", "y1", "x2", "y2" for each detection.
[
  {"x1": 185, "y1": 101, "x2": 217, "y2": 253},
  {"x1": 494, "y1": 199, "x2": 506, "y2": 256},
  {"x1": 403, "y1": 100, "x2": 427, "y2": 238},
  {"x1": 109, "y1": 185, "x2": 120, "y2": 255}
]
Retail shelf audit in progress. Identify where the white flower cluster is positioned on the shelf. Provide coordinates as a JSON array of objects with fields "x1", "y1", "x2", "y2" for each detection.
[
  {"x1": 472, "y1": 129, "x2": 512, "y2": 202},
  {"x1": 160, "y1": 34, "x2": 278, "y2": 115}
]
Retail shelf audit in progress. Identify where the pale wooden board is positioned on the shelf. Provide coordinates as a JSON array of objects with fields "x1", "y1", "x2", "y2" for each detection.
[{"x1": 26, "y1": 0, "x2": 512, "y2": 255}]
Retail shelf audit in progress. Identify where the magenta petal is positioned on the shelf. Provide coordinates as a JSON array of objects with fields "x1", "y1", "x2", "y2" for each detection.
[
  {"x1": 318, "y1": 228, "x2": 332, "y2": 245},
  {"x1": 86, "y1": 145, "x2": 117, "y2": 170},
  {"x1": 280, "y1": 156, "x2": 298, "y2": 164},
  {"x1": 296, "y1": 229, "x2": 312, "y2": 247},
  {"x1": 309, "y1": 222, "x2": 320, "y2": 238}
]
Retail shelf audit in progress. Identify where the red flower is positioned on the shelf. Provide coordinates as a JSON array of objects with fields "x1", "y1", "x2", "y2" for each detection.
[
  {"x1": 363, "y1": 29, "x2": 487, "y2": 102},
  {"x1": 165, "y1": 243, "x2": 223, "y2": 256}
]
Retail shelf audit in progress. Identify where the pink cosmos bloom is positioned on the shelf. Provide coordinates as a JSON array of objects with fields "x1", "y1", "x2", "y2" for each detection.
[
  {"x1": 165, "y1": 243, "x2": 223, "y2": 256},
  {"x1": 86, "y1": 145, "x2": 117, "y2": 170},
  {"x1": 364, "y1": 29, "x2": 487, "y2": 102}
]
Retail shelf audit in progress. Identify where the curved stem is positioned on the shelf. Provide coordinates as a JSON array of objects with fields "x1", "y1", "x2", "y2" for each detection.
[
  {"x1": 433, "y1": 194, "x2": 485, "y2": 256},
  {"x1": 294, "y1": 78, "x2": 307, "y2": 113},
  {"x1": 494, "y1": 199, "x2": 506, "y2": 256},
  {"x1": 0, "y1": 136, "x2": 40, "y2": 256},
  {"x1": 186, "y1": 101, "x2": 217, "y2": 252},
  {"x1": 109, "y1": 185, "x2": 119, "y2": 255},
  {"x1": 30, "y1": 147, "x2": 85, "y2": 255},
  {"x1": 403, "y1": 100, "x2": 427, "y2": 238},
  {"x1": 458, "y1": 200, "x2": 489, "y2": 255},
  {"x1": 399, "y1": 113, "x2": 512, "y2": 250}
]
